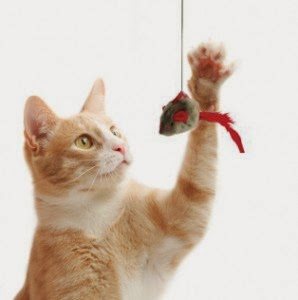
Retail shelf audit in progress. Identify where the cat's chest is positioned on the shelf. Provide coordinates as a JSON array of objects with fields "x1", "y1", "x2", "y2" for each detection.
[
  {"x1": 117, "y1": 251, "x2": 168, "y2": 300},
  {"x1": 116, "y1": 237, "x2": 182, "y2": 300}
]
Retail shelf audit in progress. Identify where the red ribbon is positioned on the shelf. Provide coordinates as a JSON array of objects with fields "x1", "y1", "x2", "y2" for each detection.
[
  {"x1": 168, "y1": 91, "x2": 245, "y2": 153},
  {"x1": 199, "y1": 111, "x2": 245, "y2": 153}
]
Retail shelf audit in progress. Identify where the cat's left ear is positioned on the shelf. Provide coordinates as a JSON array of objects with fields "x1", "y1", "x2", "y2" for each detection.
[
  {"x1": 81, "y1": 78, "x2": 105, "y2": 114},
  {"x1": 24, "y1": 96, "x2": 57, "y2": 153}
]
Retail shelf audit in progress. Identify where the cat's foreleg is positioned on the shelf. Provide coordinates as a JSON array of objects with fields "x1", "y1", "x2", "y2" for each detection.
[{"x1": 164, "y1": 42, "x2": 233, "y2": 245}]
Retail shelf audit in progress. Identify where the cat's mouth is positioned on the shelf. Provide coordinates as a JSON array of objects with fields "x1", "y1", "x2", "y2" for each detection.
[
  {"x1": 99, "y1": 159, "x2": 130, "y2": 177},
  {"x1": 118, "y1": 159, "x2": 130, "y2": 169},
  {"x1": 122, "y1": 158, "x2": 130, "y2": 165},
  {"x1": 116, "y1": 158, "x2": 131, "y2": 170}
]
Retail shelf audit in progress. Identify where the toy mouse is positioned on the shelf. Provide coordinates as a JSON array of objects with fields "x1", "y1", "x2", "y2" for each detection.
[{"x1": 159, "y1": 90, "x2": 245, "y2": 153}]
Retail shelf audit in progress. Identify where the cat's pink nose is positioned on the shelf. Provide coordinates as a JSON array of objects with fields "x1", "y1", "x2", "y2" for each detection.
[{"x1": 113, "y1": 145, "x2": 126, "y2": 155}]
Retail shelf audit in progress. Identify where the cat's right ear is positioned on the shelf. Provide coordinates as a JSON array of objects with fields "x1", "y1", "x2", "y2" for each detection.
[
  {"x1": 24, "y1": 96, "x2": 57, "y2": 153},
  {"x1": 81, "y1": 78, "x2": 105, "y2": 115}
]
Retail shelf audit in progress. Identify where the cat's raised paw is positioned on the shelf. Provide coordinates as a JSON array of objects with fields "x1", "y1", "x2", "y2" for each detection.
[{"x1": 188, "y1": 42, "x2": 233, "y2": 84}]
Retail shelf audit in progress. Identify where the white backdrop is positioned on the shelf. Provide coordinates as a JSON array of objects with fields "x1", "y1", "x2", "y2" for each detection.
[{"x1": 0, "y1": 0, "x2": 297, "y2": 299}]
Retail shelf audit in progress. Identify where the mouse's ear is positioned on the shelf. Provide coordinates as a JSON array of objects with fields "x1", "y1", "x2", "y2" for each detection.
[
  {"x1": 24, "y1": 96, "x2": 57, "y2": 152},
  {"x1": 81, "y1": 78, "x2": 105, "y2": 115},
  {"x1": 172, "y1": 110, "x2": 189, "y2": 123}
]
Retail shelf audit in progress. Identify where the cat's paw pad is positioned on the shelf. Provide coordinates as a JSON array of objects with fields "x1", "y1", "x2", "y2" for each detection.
[{"x1": 188, "y1": 42, "x2": 233, "y2": 84}]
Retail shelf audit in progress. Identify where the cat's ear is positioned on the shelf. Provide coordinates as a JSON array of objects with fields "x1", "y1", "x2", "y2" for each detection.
[
  {"x1": 24, "y1": 96, "x2": 57, "y2": 152},
  {"x1": 81, "y1": 78, "x2": 105, "y2": 114}
]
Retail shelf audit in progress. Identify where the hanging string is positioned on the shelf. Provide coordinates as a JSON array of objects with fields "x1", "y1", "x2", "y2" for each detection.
[
  {"x1": 161, "y1": 0, "x2": 245, "y2": 153},
  {"x1": 180, "y1": 0, "x2": 184, "y2": 91}
]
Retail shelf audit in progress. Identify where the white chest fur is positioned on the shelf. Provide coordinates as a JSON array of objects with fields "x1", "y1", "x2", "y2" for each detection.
[
  {"x1": 118, "y1": 237, "x2": 184, "y2": 300},
  {"x1": 118, "y1": 259, "x2": 167, "y2": 300}
]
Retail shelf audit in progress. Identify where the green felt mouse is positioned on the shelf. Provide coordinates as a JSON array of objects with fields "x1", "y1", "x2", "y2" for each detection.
[
  {"x1": 159, "y1": 91, "x2": 198, "y2": 136},
  {"x1": 159, "y1": 90, "x2": 245, "y2": 153}
]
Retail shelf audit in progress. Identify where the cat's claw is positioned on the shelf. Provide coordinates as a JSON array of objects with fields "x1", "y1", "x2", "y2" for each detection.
[{"x1": 188, "y1": 42, "x2": 234, "y2": 85}]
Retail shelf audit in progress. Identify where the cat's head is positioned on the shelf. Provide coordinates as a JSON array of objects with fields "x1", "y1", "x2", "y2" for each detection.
[{"x1": 24, "y1": 79, "x2": 132, "y2": 201}]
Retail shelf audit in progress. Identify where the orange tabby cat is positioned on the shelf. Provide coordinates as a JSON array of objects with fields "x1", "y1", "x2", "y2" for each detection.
[{"x1": 16, "y1": 42, "x2": 232, "y2": 300}]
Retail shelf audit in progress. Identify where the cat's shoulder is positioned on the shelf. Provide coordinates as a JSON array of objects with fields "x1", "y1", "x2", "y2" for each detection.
[{"x1": 125, "y1": 179, "x2": 168, "y2": 203}]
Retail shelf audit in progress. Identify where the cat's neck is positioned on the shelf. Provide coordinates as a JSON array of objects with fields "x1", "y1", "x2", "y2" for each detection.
[{"x1": 35, "y1": 179, "x2": 129, "y2": 238}]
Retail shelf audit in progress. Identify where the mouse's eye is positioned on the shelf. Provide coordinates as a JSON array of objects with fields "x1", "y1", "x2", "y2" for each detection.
[{"x1": 75, "y1": 135, "x2": 93, "y2": 150}]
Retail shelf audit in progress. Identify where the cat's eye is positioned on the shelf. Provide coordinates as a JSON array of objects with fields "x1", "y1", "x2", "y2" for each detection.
[
  {"x1": 75, "y1": 135, "x2": 93, "y2": 150},
  {"x1": 110, "y1": 126, "x2": 121, "y2": 138}
]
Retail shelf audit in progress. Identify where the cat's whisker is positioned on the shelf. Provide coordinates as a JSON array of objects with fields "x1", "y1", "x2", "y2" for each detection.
[
  {"x1": 72, "y1": 159, "x2": 101, "y2": 163},
  {"x1": 88, "y1": 168, "x2": 101, "y2": 192},
  {"x1": 65, "y1": 165, "x2": 98, "y2": 184},
  {"x1": 33, "y1": 164, "x2": 98, "y2": 185}
]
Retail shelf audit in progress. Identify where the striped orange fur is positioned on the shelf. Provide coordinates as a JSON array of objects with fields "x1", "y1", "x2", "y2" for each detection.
[{"x1": 16, "y1": 42, "x2": 233, "y2": 300}]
